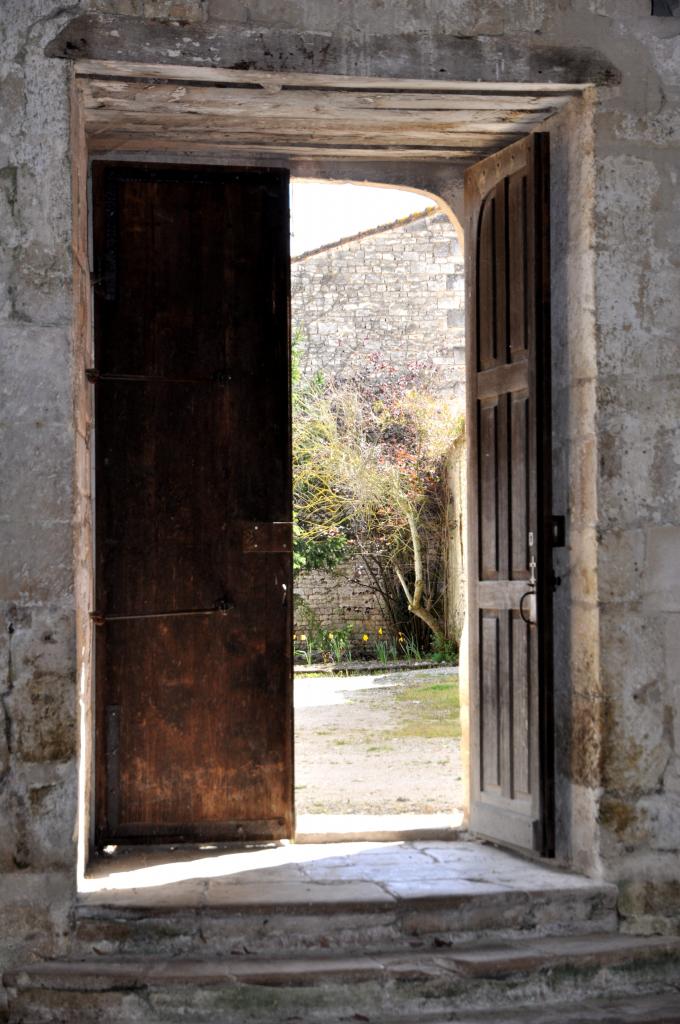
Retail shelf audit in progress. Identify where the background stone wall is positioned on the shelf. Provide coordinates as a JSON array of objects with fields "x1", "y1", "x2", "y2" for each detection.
[
  {"x1": 292, "y1": 209, "x2": 465, "y2": 397},
  {"x1": 294, "y1": 556, "x2": 391, "y2": 654},
  {"x1": 292, "y1": 209, "x2": 465, "y2": 652}
]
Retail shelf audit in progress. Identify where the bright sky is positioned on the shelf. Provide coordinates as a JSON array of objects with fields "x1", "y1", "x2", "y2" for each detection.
[{"x1": 290, "y1": 180, "x2": 437, "y2": 257}]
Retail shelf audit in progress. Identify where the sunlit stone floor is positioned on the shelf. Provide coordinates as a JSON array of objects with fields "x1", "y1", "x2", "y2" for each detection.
[{"x1": 81, "y1": 838, "x2": 611, "y2": 909}]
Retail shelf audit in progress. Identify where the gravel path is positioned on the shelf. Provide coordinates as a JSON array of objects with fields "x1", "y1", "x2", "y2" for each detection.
[{"x1": 294, "y1": 666, "x2": 463, "y2": 815}]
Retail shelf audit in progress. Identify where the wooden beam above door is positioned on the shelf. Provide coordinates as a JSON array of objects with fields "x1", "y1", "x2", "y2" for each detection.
[{"x1": 74, "y1": 65, "x2": 581, "y2": 163}]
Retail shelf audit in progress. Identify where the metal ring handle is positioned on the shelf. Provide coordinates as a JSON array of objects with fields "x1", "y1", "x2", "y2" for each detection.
[{"x1": 519, "y1": 590, "x2": 536, "y2": 626}]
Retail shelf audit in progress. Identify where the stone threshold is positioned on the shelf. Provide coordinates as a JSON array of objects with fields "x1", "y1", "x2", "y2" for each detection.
[
  {"x1": 78, "y1": 839, "x2": 615, "y2": 912},
  {"x1": 295, "y1": 812, "x2": 464, "y2": 842}
]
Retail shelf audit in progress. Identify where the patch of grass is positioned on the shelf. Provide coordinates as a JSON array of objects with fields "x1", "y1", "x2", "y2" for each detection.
[{"x1": 389, "y1": 676, "x2": 461, "y2": 740}]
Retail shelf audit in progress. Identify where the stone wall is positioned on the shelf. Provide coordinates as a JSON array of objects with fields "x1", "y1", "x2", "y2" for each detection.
[
  {"x1": 0, "y1": 2, "x2": 79, "y2": 981},
  {"x1": 292, "y1": 210, "x2": 464, "y2": 650},
  {"x1": 292, "y1": 209, "x2": 465, "y2": 397},
  {"x1": 1, "y1": 0, "x2": 680, "y2": 977},
  {"x1": 294, "y1": 556, "x2": 391, "y2": 655}
]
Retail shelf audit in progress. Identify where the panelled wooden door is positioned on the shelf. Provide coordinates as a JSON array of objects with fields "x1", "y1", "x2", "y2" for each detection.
[
  {"x1": 465, "y1": 134, "x2": 554, "y2": 856},
  {"x1": 92, "y1": 162, "x2": 293, "y2": 845}
]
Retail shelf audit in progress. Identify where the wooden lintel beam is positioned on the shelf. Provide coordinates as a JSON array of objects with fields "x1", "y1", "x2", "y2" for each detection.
[
  {"x1": 46, "y1": 14, "x2": 620, "y2": 87},
  {"x1": 86, "y1": 133, "x2": 498, "y2": 162}
]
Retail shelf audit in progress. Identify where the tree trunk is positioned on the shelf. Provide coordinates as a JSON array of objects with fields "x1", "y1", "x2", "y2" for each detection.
[{"x1": 396, "y1": 509, "x2": 445, "y2": 641}]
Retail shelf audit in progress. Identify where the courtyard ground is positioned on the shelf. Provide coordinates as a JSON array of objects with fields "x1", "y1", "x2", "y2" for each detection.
[{"x1": 294, "y1": 665, "x2": 463, "y2": 816}]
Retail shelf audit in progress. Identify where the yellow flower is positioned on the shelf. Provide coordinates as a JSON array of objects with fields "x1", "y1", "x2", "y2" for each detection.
[
  {"x1": 293, "y1": 633, "x2": 297, "y2": 640},
  {"x1": 328, "y1": 632, "x2": 334, "y2": 639},
  {"x1": 300, "y1": 634, "x2": 307, "y2": 641},
  {"x1": 378, "y1": 628, "x2": 383, "y2": 636},
  {"x1": 362, "y1": 634, "x2": 369, "y2": 642}
]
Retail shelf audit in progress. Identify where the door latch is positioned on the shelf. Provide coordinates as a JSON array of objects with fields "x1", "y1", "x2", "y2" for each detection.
[{"x1": 520, "y1": 531, "x2": 538, "y2": 625}]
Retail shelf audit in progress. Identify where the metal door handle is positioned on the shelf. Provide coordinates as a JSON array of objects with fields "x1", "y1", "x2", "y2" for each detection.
[{"x1": 519, "y1": 590, "x2": 537, "y2": 626}]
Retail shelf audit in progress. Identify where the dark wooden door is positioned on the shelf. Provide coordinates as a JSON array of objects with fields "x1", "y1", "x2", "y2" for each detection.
[
  {"x1": 465, "y1": 134, "x2": 554, "y2": 856},
  {"x1": 92, "y1": 162, "x2": 292, "y2": 845}
]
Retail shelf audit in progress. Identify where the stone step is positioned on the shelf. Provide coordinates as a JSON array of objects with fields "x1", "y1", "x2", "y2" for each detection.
[
  {"x1": 72, "y1": 839, "x2": 619, "y2": 959},
  {"x1": 380, "y1": 991, "x2": 680, "y2": 1023},
  {"x1": 73, "y1": 879, "x2": 618, "y2": 958},
  {"x1": 5, "y1": 933, "x2": 680, "y2": 1023}
]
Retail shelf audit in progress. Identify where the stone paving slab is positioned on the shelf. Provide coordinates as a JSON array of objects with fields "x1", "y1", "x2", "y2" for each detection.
[
  {"x1": 382, "y1": 878, "x2": 517, "y2": 901},
  {"x1": 81, "y1": 840, "x2": 615, "y2": 911},
  {"x1": 202, "y1": 879, "x2": 397, "y2": 908}
]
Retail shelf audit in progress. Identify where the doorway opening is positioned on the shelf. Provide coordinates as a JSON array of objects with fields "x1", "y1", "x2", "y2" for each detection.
[
  {"x1": 289, "y1": 179, "x2": 467, "y2": 837},
  {"x1": 71, "y1": 68, "x2": 572, "y2": 887}
]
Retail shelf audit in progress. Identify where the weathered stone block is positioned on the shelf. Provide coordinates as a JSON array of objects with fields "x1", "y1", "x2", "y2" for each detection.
[
  {"x1": 594, "y1": 151, "x2": 659, "y2": 291},
  {"x1": 598, "y1": 414, "x2": 680, "y2": 530},
  {"x1": 0, "y1": 783, "x2": 19, "y2": 870},
  {"x1": 664, "y1": 614, "x2": 680, "y2": 751},
  {"x1": 10, "y1": 239, "x2": 71, "y2": 325},
  {"x1": 0, "y1": 421, "x2": 73, "y2": 527},
  {"x1": 8, "y1": 604, "x2": 74, "y2": 680},
  {"x1": 555, "y1": 601, "x2": 600, "y2": 699},
  {"x1": 643, "y1": 526, "x2": 680, "y2": 612},
  {"x1": 567, "y1": 692, "x2": 604, "y2": 789},
  {"x1": 599, "y1": 795, "x2": 649, "y2": 849},
  {"x1": 9, "y1": 762, "x2": 77, "y2": 870},
  {"x1": 0, "y1": 521, "x2": 73, "y2": 603},
  {"x1": 569, "y1": 527, "x2": 599, "y2": 604},
  {"x1": 569, "y1": 437, "x2": 598, "y2": 528},
  {"x1": 0, "y1": 870, "x2": 73, "y2": 967},
  {"x1": 8, "y1": 672, "x2": 75, "y2": 763},
  {"x1": 618, "y1": 878, "x2": 680, "y2": 920},
  {"x1": 0, "y1": 67, "x2": 26, "y2": 145},
  {"x1": 0, "y1": 325, "x2": 71, "y2": 425},
  {"x1": 598, "y1": 528, "x2": 645, "y2": 605},
  {"x1": 207, "y1": 0, "x2": 545, "y2": 35},
  {"x1": 601, "y1": 689, "x2": 671, "y2": 796},
  {"x1": 568, "y1": 379, "x2": 597, "y2": 440}
]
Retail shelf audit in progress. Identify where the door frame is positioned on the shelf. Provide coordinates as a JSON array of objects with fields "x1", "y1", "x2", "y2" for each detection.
[{"x1": 70, "y1": 66, "x2": 589, "y2": 878}]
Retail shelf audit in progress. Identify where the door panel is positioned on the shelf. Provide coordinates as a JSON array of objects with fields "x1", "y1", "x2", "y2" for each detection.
[
  {"x1": 92, "y1": 162, "x2": 292, "y2": 844},
  {"x1": 466, "y1": 134, "x2": 554, "y2": 856}
]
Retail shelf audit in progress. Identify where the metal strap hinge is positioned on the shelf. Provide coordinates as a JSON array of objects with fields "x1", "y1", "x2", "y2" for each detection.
[
  {"x1": 90, "y1": 597, "x2": 233, "y2": 626},
  {"x1": 85, "y1": 368, "x2": 232, "y2": 386},
  {"x1": 243, "y1": 521, "x2": 293, "y2": 553}
]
